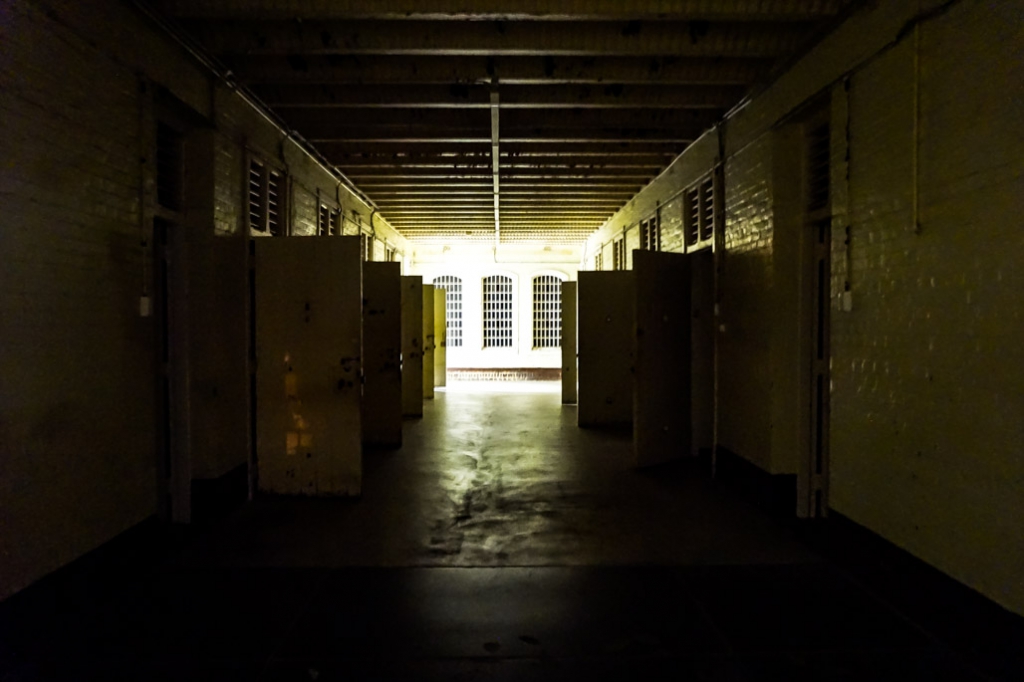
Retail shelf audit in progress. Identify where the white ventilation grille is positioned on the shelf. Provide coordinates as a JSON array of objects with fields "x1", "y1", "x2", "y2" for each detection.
[
  {"x1": 684, "y1": 185, "x2": 699, "y2": 247},
  {"x1": 248, "y1": 159, "x2": 265, "y2": 233},
  {"x1": 318, "y1": 205, "x2": 340, "y2": 236},
  {"x1": 267, "y1": 170, "x2": 282, "y2": 236},
  {"x1": 432, "y1": 275, "x2": 463, "y2": 348},
  {"x1": 532, "y1": 276, "x2": 562, "y2": 348},
  {"x1": 640, "y1": 214, "x2": 660, "y2": 251},
  {"x1": 700, "y1": 176, "x2": 714, "y2": 242},
  {"x1": 482, "y1": 275, "x2": 513, "y2": 348}
]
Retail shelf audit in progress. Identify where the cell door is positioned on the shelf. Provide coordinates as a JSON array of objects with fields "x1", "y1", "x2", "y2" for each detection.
[
  {"x1": 401, "y1": 276, "x2": 424, "y2": 417},
  {"x1": 422, "y1": 284, "x2": 435, "y2": 399},
  {"x1": 363, "y1": 262, "x2": 402, "y2": 448},
  {"x1": 254, "y1": 236, "x2": 362, "y2": 496},
  {"x1": 561, "y1": 281, "x2": 578, "y2": 405},
  {"x1": 801, "y1": 219, "x2": 831, "y2": 517},
  {"x1": 154, "y1": 217, "x2": 191, "y2": 522},
  {"x1": 577, "y1": 271, "x2": 635, "y2": 428},
  {"x1": 434, "y1": 287, "x2": 447, "y2": 388},
  {"x1": 633, "y1": 250, "x2": 691, "y2": 468}
]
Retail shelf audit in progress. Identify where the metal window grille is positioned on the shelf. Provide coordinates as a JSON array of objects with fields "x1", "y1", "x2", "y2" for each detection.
[
  {"x1": 595, "y1": 251, "x2": 603, "y2": 270},
  {"x1": 267, "y1": 170, "x2": 283, "y2": 236},
  {"x1": 532, "y1": 276, "x2": 561, "y2": 348},
  {"x1": 155, "y1": 122, "x2": 182, "y2": 211},
  {"x1": 699, "y1": 176, "x2": 714, "y2": 242},
  {"x1": 482, "y1": 275, "x2": 513, "y2": 348},
  {"x1": 432, "y1": 275, "x2": 463, "y2": 348},
  {"x1": 807, "y1": 122, "x2": 831, "y2": 213},
  {"x1": 248, "y1": 159, "x2": 265, "y2": 233}
]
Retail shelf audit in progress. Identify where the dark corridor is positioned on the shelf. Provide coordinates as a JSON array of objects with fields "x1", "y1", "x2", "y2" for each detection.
[{"x1": 0, "y1": 387, "x2": 1020, "y2": 680}]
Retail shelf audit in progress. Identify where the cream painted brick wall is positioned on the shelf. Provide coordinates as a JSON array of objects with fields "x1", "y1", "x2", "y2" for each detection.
[
  {"x1": 830, "y1": 0, "x2": 1024, "y2": 615},
  {"x1": 0, "y1": 0, "x2": 158, "y2": 600},
  {"x1": 717, "y1": 136, "x2": 775, "y2": 472},
  {"x1": 0, "y1": 0, "x2": 409, "y2": 600},
  {"x1": 580, "y1": 0, "x2": 1023, "y2": 614}
]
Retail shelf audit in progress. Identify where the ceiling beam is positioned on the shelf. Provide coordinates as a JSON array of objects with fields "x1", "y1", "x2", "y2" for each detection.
[
  {"x1": 314, "y1": 141, "x2": 687, "y2": 155},
  {"x1": 226, "y1": 55, "x2": 772, "y2": 86},
  {"x1": 159, "y1": 0, "x2": 846, "y2": 22},
  {"x1": 183, "y1": 20, "x2": 814, "y2": 58},
  {"x1": 280, "y1": 106, "x2": 720, "y2": 131},
  {"x1": 330, "y1": 152, "x2": 675, "y2": 166},
  {"x1": 257, "y1": 83, "x2": 747, "y2": 109}
]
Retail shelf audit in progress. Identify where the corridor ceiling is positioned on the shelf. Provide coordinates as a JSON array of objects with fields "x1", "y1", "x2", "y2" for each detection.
[{"x1": 150, "y1": 0, "x2": 854, "y2": 243}]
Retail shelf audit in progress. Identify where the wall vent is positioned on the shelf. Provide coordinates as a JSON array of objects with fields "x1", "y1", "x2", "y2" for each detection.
[
  {"x1": 807, "y1": 121, "x2": 831, "y2": 213},
  {"x1": 155, "y1": 122, "x2": 182, "y2": 211}
]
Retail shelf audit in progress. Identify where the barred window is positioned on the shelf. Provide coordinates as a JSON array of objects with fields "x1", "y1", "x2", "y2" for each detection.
[
  {"x1": 532, "y1": 276, "x2": 562, "y2": 348},
  {"x1": 482, "y1": 275, "x2": 513, "y2": 348},
  {"x1": 595, "y1": 251, "x2": 603, "y2": 271},
  {"x1": 432, "y1": 275, "x2": 463, "y2": 348}
]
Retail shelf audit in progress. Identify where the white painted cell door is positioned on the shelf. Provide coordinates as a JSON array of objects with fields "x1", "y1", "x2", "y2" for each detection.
[{"x1": 254, "y1": 236, "x2": 362, "y2": 495}]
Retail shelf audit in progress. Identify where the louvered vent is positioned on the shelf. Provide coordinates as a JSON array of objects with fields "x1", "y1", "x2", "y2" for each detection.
[
  {"x1": 641, "y1": 215, "x2": 660, "y2": 251},
  {"x1": 328, "y1": 208, "x2": 339, "y2": 235},
  {"x1": 248, "y1": 159, "x2": 265, "y2": 233},
  {"x1": 318, "y1": 204, "x2": 329, "y2": 235},
  {"x1": 700, "y1": 176, "x2": 715, "y2": 242},
  {"x1": 156, "y1": 122, "x2": 182, "y2": 211},
  {"x1": 807, "y1": 122, "x2": 830, "y2": 213},
  {"x1": 267, "y1": 170, "x2": 282, "y2": 236},
  {"x1": 684, "y1": 186, "x2": 700, "y2": 247}
]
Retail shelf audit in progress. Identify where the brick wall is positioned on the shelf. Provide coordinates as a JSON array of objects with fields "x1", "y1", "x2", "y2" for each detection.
[
  {"x1": 581, "y1": 0, "x2": 1023, "y2": 614},
  {"x1": 0, "y1": 0, "x2": 159, "y2": 600},
  {"x1": 0, "y1": 0, "x2": 409, "y2": 599},
  {"x1": 830, "y1": 0, "x2": 1024, "y2": 615}
]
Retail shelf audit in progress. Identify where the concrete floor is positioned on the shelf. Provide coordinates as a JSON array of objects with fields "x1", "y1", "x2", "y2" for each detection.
[{"x1": 0, "y1": 384, "x2": 1018, "y2": 680}]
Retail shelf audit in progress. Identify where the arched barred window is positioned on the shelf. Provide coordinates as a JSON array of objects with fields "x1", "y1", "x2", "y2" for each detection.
[
  {"x1": 482, "y1": 275, "x2": 513, "y2": 348},
  {"x1": 432, "y1": 275, "x2": 463, "y2": 348},
  {"x1": 532, "y1": 275, "x2": 562, "y2": 348}
]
